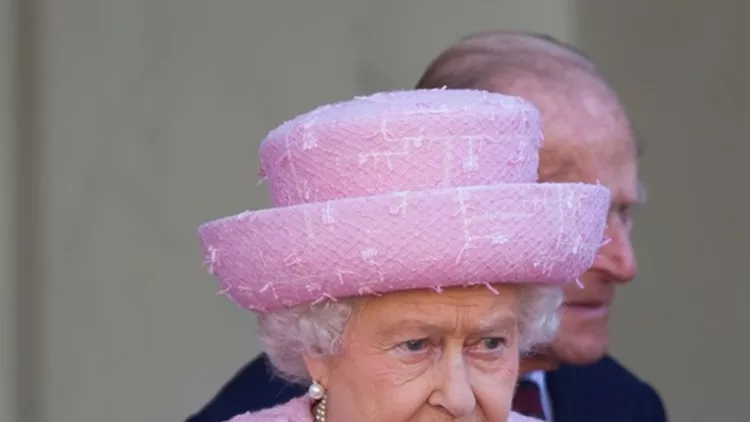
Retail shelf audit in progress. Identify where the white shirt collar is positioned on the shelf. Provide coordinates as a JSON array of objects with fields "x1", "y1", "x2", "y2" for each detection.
[{"x1": 522, "y1": 370, "x2": 554, "y2": 421}]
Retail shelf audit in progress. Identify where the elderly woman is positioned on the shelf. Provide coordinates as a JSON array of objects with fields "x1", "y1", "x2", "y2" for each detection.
[{"x1": 198, "y1": 89, "x2": 609, "y2": 421}]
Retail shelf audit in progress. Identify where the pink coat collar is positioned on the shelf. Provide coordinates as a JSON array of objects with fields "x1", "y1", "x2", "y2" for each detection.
[{"x1": 225, "y1": 396, "x2": 544, "y2": 422}]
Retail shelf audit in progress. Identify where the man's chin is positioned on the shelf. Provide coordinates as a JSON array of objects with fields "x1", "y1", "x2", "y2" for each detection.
[
  {"x1": 519, "y1": 334, "x2": 609, "y2": 374},
  {"x1": 549, "y1": 335, "x2": 609, "y2": 366}
]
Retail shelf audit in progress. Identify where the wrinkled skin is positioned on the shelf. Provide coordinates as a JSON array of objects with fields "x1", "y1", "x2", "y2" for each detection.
[
  {"x1": 498, "y1": 69, "x2": 641, "y2": 369},
  {"x1": 304, "y1": 285, "x2": 522, "y2": 421}
]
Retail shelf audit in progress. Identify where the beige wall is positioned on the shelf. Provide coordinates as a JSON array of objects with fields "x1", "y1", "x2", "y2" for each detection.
[
  {"x1": 1, "y1": 0, "x2": 19, "y2": 420},
  {"x1": 15, "y1": 2, "x2": 576, "y2": 421},
  {"x1": 575, "y1": 1, "x2": 750, "y2": 420},
  {"x1": 1, "y1": 0, "x2": 747, "y2": 421}
]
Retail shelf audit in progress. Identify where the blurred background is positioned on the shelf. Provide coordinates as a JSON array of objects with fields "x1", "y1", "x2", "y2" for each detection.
[{"x1": 1, "y1": 0, "x2": 748, "y2": 421}]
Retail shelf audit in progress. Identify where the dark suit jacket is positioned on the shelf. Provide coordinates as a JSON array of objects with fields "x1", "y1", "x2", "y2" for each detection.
[{"x1": 187, "y1": 354, "x2": 667, "y2": 422}]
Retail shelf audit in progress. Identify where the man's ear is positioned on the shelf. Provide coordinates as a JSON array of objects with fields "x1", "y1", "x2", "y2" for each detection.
[{"x1": 302, "y1": 352, "x2": 334, "y2": 387}]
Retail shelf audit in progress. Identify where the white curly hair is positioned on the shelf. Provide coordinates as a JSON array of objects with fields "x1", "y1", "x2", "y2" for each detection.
[{"x1": 257, "y1": 285, "x2": 562, "y2": 385}]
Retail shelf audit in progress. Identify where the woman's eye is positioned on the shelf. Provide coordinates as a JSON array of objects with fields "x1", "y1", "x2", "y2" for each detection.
[
  {"x1": 480, "y1": 337, "x2": 506, "y2": 350},
  {"x1": 400, "y1": 339, "x2": 428, "y2": 352}
]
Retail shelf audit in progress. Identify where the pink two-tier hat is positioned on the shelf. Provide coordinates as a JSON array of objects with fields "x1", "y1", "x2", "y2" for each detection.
[{"x1": 198, "y1": 89, "x2": 610, "y2": 313}]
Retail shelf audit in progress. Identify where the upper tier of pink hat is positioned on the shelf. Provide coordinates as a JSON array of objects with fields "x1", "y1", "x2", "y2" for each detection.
[{"x1": 260, "y1": 89, "x2": 543, "y2": 207}]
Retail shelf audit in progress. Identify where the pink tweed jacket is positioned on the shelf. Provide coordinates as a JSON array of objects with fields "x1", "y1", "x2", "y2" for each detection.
[{"x1": 225, "y1": 396, "x2": 543, "y2": 422}]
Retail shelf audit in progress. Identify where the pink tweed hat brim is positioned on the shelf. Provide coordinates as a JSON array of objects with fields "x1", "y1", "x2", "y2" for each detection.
[
  {"x1": 198, "y1": 89, "x2": 610, "y2": 313},
  {"x1": 199, "y1": 183, "x2": 608, "y2": 313}
]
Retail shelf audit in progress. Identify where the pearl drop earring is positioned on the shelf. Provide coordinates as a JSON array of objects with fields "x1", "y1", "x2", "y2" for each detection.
[
  {"x1": 308, "y1": 381, "x2": 326, "y2": 400},
  {"x1": 309, "y1": 381, "x2": 328, "y2": 422}
]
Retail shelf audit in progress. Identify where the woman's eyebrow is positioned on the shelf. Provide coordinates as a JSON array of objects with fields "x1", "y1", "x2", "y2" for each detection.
[{"x1": 375, "y1": 314, "x2": 516, "y2": 337}]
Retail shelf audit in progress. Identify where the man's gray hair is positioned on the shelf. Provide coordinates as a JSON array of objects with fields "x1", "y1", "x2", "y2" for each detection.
[{"x1": 416, "y1": 30, "x2": 600, "y2": 92}]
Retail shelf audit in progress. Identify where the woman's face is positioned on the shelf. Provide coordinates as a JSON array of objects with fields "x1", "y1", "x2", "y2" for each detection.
[{"x1": 305, "y1": 284, "x2": 521, "y2": 422}]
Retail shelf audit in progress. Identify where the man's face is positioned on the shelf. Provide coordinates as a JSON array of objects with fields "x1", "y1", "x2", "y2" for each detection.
[{"x1": 501, "y1": 72, "x2": 641, "y2": 365}]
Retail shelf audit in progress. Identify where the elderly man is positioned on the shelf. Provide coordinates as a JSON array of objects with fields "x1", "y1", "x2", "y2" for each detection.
[{"x1": 187, "y1": 31, "x2": 667, "y2": 422}]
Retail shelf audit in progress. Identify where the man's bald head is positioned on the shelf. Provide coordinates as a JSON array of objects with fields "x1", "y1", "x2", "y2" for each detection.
[
  {"x1": 416, "y1": 30, "x2": 600, "y2": 94},
  {"x1": 417, "y1": 31, "x2": 631, "y2": 181},
  {"x1": 416, "y1": 31, "x2": 643, "y2": 367}
]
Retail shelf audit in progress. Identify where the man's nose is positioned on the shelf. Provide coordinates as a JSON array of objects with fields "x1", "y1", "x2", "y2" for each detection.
[
  {"x1": 591, "y1": 216, "x2": 637, "y2": 283},
  {"x1": 428, "y1": 355, "x2": 477, "y2": 417}
]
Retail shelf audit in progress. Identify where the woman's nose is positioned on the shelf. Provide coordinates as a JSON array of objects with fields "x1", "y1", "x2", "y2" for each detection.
[{"x1": 427, "y1": 355, "x2": 477, "y2": 417}]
